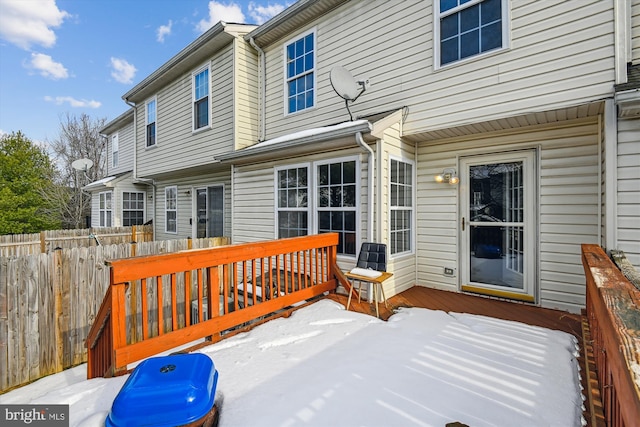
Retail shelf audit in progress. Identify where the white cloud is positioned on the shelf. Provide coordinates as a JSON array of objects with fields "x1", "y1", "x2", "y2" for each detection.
[
  {"x1": 27, "y1": 52, "x2": 69, "y2": 79},
  {"x1": 0, "y1": 0, "x2": 69, "y2": 50},
  {"x1": 110, "y1": 57, "x2": 137, "y2": 84},
  {"x1": 44, "y1": 96, "x2": 101, "y2": 109},
  {"x1": 196, "y1": 1, "x2": 245, "y2": 33},
  {"x1": 157, "y1": 20, "x2": 172, "y2": 43},
  {"x1": 248, "y1": 2, "x2": 285, "y2": 24}
]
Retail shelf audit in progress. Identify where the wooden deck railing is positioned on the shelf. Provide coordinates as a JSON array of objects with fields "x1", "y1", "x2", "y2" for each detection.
[
  {"x1": 87, "y1": 233, "x2": 345, "y2": 378},
  {"x1": 581, "y1": 244, "x2": 640, "y2": 427}
]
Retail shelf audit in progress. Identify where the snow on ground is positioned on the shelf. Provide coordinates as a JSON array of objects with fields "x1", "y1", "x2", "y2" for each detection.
[{"x1": 0, "y1": 300, "x2": 585, "y2": 426}]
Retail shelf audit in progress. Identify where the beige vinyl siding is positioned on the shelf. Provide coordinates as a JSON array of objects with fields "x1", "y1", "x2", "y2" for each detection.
[
  {"x1": 617, "y1": 118, "x2": 640, "y2": 266},
  {"x1": 90, "y1": 195, "x2": 101, "y2": 228},
  {"x1": 234, "y1": 38, "x2": 259, "y2": 150},
  {"x1": 417, "y1": 119, "x2": 600, "y2": 314},
  {"x1": 107, "y1": 120, "x2": 134, "y2": 175},
  {"x1": 260, "y1": 0, "x2": 614, "y2": 140},
  {"x1": 380, "y1": 123, "x2": 417, "y2": 298},
  {"x1": 136, "y1": 44, "x2": 235, "y2": 177},
  {"x1": 633, "y1": 0, "x2": 640, "y2": 63},
  {"x1": 153, "y1": 170, "x2": 232, "y2": 242}
]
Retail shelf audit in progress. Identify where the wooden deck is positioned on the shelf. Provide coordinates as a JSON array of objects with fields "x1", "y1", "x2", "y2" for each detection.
[
  {"x1": 331, "y1": 286, "x2": 582, "y2": 336},
  {"x1": 328, "y1": 286, "x2": 604, "y2": 427}
]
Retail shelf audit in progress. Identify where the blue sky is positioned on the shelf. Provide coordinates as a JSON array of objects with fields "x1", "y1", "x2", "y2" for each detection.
[{"x1": 0, "y1": 0, "x2": 288, "y2": 147}]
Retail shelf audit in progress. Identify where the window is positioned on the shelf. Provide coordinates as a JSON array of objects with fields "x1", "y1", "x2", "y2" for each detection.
[
  {"x1": 146, "y1": 97, "x2": 157, "y2": 147},
  {"x1": 165, "y1": 186, "x2": 177, "y2": 233},
  {"x1": 317, "y1": 159, "x2": 357, "y2": 255},
  {"x1": 276, "y1": 166, "x2": 309, "y2": 238},
  {"x1": 436, "y1": 0, "x2": 505, "y2": 67},
  {"x1": 99, "y1": 191, "x2": 112, "y2": 227},
  {"x1": 122, "y1": 192, "x2": 145, "y2": 226},
  {"x1": 285, "y1": 30, "x2": 315, "y2": 114},
  {"x1": 111, "y1": 133, "x2": 119, "y2": 168},
  {"x1": 390, "y1": 159, "x2": 414, "y2": 255},
  {"x1": 192, "y1": 65, "x2": 210, "y2": 130}
]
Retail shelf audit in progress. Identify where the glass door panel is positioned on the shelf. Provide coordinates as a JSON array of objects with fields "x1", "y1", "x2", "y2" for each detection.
[{"x1": 461, "y1": 152, "x2": 535, "y2": 301}]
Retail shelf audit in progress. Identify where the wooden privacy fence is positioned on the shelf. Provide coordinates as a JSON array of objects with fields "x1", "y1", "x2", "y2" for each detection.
[
  {"x1": 86, "y1": 233, "x2": 344, "y2": 379},
  {"x1": 0, "y1": 236, "x2": 229, "y2": 393},
  {"x1": 581, "y1": 244, "x2": 640, "y2": 427},
  {"x1": 0, "y1": 225, "x2": 153, "y2": 257}
]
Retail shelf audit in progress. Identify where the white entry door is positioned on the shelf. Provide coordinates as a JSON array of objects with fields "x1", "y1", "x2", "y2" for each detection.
[{"x1": 460, "y1": 151, "x2": 536, "y2": 302}]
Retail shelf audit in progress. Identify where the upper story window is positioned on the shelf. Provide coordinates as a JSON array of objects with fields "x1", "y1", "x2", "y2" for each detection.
[
  {"x1": 165, "y1": 186, "x2": 177, "y2": 233},
  {"x1": 285, "y1": 30, "x2": 315, "y2": 114},
  {"x1": 436, "y1": 0, "x2": 506, "y2": 67},
  {"x1": 145, "y1": 97, "x2": 157, "y2": 147},
  {"x1": 192, "y1": 65, "x2": 210, "y2": 130},
  {"x1": 111, "y1": 133, "x2": 119, "y2": 168}
]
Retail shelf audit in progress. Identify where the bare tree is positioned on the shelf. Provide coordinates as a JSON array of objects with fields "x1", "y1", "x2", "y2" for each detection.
[{"x1": 46, "y1": 113, "x2": 108, "y2": 229}]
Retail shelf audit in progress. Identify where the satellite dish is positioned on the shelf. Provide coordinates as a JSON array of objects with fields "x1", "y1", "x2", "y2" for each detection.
[
  {"x1": 329, "y1": 66, "x2": 370, "y2": 120},
  {"x1": 72, "y1": 158, "x2": 93, "y2": 172},
  {"x1": 330, "y1": 66, "x2": 361, "y2": 101}
]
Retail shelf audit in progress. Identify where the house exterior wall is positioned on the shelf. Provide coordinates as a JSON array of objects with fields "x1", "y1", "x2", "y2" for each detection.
[
  {"x1": 135, "y1": 43, "x2": 238, "y2": 177},
  {"x1": 152, "y1": 169, "x2": 232, "y2": 242},
  {"x1": 616, "y1": 117, "x2": 640, "y2": 266},
  {"x1": 88, "y1": 180, "x2": 149, "y2": 228},
  {"x1": 258, "y1": 0, "x2": 614, "y2": 141},
  {"x1": 234, "y1": 37, "x2": 259, "y2": 150},
  {"x1": 416, "y1": 119, "x2": 601, "y2": 313},
  {"x1": 379, "y1": 123, "x2": 417, "y2": 298},
  {"x1": 632, "y1": 0, "x2": 640, "y2": 63},
  {"x1": 105, "y1": 119, "x2": 134, "y2": 176}
]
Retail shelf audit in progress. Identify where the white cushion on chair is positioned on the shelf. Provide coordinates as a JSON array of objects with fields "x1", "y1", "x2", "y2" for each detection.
[{"x1": 349, "y1": 267, "x2": 383, "y2": 278}]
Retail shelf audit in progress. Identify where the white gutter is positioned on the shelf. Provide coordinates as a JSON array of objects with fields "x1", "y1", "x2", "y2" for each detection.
[
  {"x1": 249, "y1": 37, "x2": 266, "y2": 141},
  {"x1": 355, "y1": 131, "x2": 374, "y2": 242}
]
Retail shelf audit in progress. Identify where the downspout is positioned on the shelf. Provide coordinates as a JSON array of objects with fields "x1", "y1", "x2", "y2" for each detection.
[
  {"x1": 355, "y1": 132, "x2": 374, "y2": 242},
  {"x1": 249, "y1": 37, "x2": 266, "y2": 141},
  {"x1": 126, "y1": 98, "x2": 157, "y2": 240},
  {"x1": 604, "y1": 98, "x2": 618, "y2": 251}
]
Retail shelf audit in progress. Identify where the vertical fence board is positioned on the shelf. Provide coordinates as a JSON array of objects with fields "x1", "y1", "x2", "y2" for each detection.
[
  {"x1": 38, "y1": 253, "x2": 55, "y2": 377},
  {"x1": 0, "y1": 257, "x2": 9, "y2": 390},
  {"x1": 26, "y1": 255, "x2": 40, "y2": 381}
]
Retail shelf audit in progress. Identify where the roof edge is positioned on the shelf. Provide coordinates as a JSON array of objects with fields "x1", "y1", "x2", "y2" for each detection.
[{"x1": 216, "y1": 120, "x2": 372, "y2": 164}]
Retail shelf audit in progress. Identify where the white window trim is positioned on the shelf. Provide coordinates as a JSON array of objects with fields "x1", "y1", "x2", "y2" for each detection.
[
  {"x1": 99, "y1": 191, "x2": 113, "y2": 228},
  {"x1": 192, "y1": 63, "x2": 212, "y2": 133},
  {"x1": 274, "y1": 162, "x2": 311, "y2": 238},
  {"x1": 388, "y1": 156, "x2": 416, "y2": 258},
  {"x1": 122, "y1": 191, "x2": 145, "y2": 226},
  {"x1": 433, "y1": 0, "x2": 510, "y2": 70},
  {"x1": 282, "y1": 27, "x2": 317, "y2": 117},
  {"x1": 145, "y1": 96, "x2": 158, "y2": 148},
  {"x1": 165, "y1": 185, "x2": 178, "y2": 234},
  {"x1": 111, "y1": 133, "x2": 119, "y2": 168},
  {"x1": 313, "y1": 155, "x2": 360, "y2": 260}
]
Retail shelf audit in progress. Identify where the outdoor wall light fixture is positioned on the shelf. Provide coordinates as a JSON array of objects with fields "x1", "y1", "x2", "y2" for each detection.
[{"x1": 435, "y1": 168, "x2": 459, "y2": 184}]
